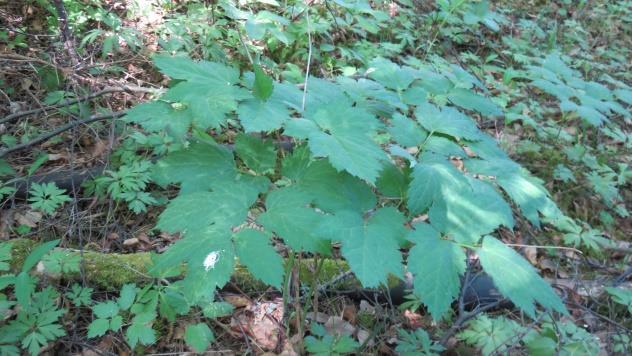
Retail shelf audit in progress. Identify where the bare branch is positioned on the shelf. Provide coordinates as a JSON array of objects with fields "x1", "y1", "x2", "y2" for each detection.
[
  {"x1": 0, "y1": 111, "x2": 126, "y2": 158},
  {"x1": 0, "y1": 85, "x2": 154, "y2": 125}
]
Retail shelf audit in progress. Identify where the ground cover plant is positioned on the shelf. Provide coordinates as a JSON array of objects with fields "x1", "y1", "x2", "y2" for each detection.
[{"x1": 0, "y1": 0, "x2": 630, "y2": 354}]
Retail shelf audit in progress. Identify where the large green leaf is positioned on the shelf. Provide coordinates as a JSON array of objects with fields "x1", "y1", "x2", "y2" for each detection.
[
  {"x1": 281, "y1": 144, "x2": 312, "y2": 181},
  {"x1": 614, "y1": 88, "x2": 632, "y2": 105},
  {"x1": 185, "y1": 323, "x2": 215, "y2": 352},
  {"x1": 496, "y1": 171, "x2": 562, "y2": 228},
  {"x1": 407, "y1": 158, "x2": 469, "y2": 214},
  {"x1": 466, "y1": 158, "x2": 566, "y2": 229},
  {"x1": 234, "y1": 134, "x2": 277, "y2": 174},
  {"x1": 388, "y1": 113, "x2": 427, "y2": 147},
  {"x1": 154, "y1": 55, "x2": 240, "y2": 84},
  {"x1": 367, "y1": 58, "x2": 418, "y2": 91},
  {"x1": 407, "y1": 223, "x2": 465, "y2": 320},
  {"x1": 155, "y1": 226, "x2": 235, "y2": 302},
  {"x1": 447, "y1": 88, "x2": 502, "y2": 116},
  {"x1": 156, "y1": 180, "x2": 262, "y2": 235},
  {"x1": 258, "y1": 186, "x2": 331, "y2": 254},
  {"x1": 318, "y1": 208, "x2": 405, "y2": 287},
  {"x1": 164, "y1": 81, "x2": 249, "y2": 129},
  {"x1": 541, "y1": 53, "x2": 574, "y2": 80},
  {"x1": 376, "y1": 162, "x2": 410, "y2": 200},
  {"x1": 152, "y1": 142, "x2": 237, "y2": 193},
  {"x1": 428, "y1": 179, "x2": 514, "y2": 243},
  {"x1": 285, "y1": 100, "x2": 388, "y2": 184},
  {"x1": 233, "y1": 229, "x2": 284, "y2": 288},
  {"x1": 423, "y1": 136, "x2": 466, "y2": 158},
  {"x1": 283, "y1": 152, "x2": 376, "y2": 213},
  {"x1": 237, "y1": 97, "x2": 291, "y2": 133},
  {"x1": 307, "y1": 131, "x2": 387, "y2": 184},
  {"x1": 415, "y1": 103, "x2": 483, "y2": 141},
  {"x1": 123, "y1": 101, "x2": 193, "y2": 138},
  {"x1": 253, "y1": 65, "x2": 273, "y2": 100},
  {"x1": 479, "y1": 237, "x2": 567, "y2": 317}
]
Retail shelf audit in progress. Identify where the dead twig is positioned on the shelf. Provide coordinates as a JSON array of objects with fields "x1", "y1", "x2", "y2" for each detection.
[
  {"x1": 0, "y1": 111, "x2": 126, "y2": 158},
  {"x1": 0, "y1": 85, "x2": 153, "y2": 125},
  {"x1": 51, "y1": 0, "x2": 81, "y2": 65}
]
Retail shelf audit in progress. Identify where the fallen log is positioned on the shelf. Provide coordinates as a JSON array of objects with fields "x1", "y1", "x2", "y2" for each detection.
[
  {"x1": 7, "y1": 238, "x2": 365, "y2": 292},
  {"x1": 6, "y1": 238, "x2": 514, "y2": 309}
]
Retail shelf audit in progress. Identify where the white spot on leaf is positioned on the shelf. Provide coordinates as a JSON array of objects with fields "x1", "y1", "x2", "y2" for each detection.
[{"x1": 203, "y1": 250, "x2": 222, "y2": 271}]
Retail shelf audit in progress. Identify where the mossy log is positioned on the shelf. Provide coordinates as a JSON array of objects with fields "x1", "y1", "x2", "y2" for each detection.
[{"x1": 7, "y1": 238, "x2": 401, "y2": 292}]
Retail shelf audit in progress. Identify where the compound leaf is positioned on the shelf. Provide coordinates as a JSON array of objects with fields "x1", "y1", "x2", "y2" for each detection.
[
  {"x1": 152, "y1": 142, "x2": 237, "y2": 193},
  {"x1": 237, "y1": 97, "x2": 291, "y2": 133},
  {"x1": 447, "y1": 88, "x2": 502, "y2": 116},
  {"x1": 253, "y1": 65, "x2": 273, "y2": 100},
  {"x1": 154, "y1": 55, "x2": 240, "y2": 84},
  {"x1": 415, "y1": 103, "x2": 482, "y2": 141},
  {"x1": 319, "y1": 208, "x2": 405, "y2": 287},
  {"x1": 234, "y1": 134, "x2": 277, "y2": 174},
  {"x1": 185, "y1": 323, "x2": 215, "y2": 352},
  {"x1": 258, "y1": 186, "x2": 331, "y2": 254},
  {"x1": 233, "y1": 229, "x2": 284, "y2": 288},
  {"x1": 407, "y1": 223, "x2": 466, "y2": 320},
  {"x1": 479, "y1": 237, "x2": 567, "y2": 317}
]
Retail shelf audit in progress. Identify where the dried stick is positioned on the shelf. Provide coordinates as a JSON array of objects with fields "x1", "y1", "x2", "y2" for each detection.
[
  {"x1": 301, "y1": 8, "x2": 313, "y2": 112},
  {"x1": 0, "y1": 111, "x2": 126, "y2": 158},
  {"x1": 1, "y1": 85, "x2": 153, "y2": 125},
  {"x1": 51, "y1": 0, "x2": 81, "y2": 65}
]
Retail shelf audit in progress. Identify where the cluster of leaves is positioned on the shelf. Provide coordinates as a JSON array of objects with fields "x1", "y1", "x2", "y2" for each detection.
[
  {"x1": 395, "y1": 328, "x2": 445, "y2": 355},
  {"x1": 85, "y1": 272, "x2": 234, "y2": 351},
  {"x1": 0, "y1": 241, "x2": 67, "y2": 355},
  {"x1": 304, "y1": 323, "x2": 359, "y2": 356},
  {"x1": 33, "y1": 0, "x2": 142, "y2": 58},
  {"x1": 458, "y1": 315, "x2": 601, "y2": 356},
  {"x1": 0, "y1": 240, "x2": 222, "y2": 353},
  {"x1": 28, "y1": 182, "x2": 71, "y2": 215},
  {"x1": 125, "y1": 53, "x2": 579, "y2": 324},
  {"x1": 3, "y1": 0, "x2": 630, "y2": 353},
  {"x1": 88, "y1": 160, "x2": 157, "y2": 213},
  {"x1": 139, "y1": 0, "x2": 630, "y2": 237}
]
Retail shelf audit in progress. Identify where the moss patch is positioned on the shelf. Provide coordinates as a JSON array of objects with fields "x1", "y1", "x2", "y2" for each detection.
[{"x1": 7, "y1": 238, "x2": 401, "y2": 292}]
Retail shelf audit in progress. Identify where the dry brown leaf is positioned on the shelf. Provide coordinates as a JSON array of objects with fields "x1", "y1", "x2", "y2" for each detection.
[
  {"x1": 47, "y1": 153, "x2": 67, "y2": 162},
  {"x1": 21, "y1": 78, "x2": 33, "y2": 90},
  {"x1": 0, "y1": 209, "x2": 15, "y2": 240},
  {"x1": 403, "y1": 309, "x2": 424, "y2": 329},
  {"x1": 324, "y1": 316, "x2": 355, "y2": 337},
  {"x1": 357, "y1": 328, "x2": 375, "y2": 347},
  {"x1": 450, "y1": 157, "x2": 465, "y2": 172},
  {"x1": 230, "y1": 298, "x2": 284, "y2": 352},
  {"x1": 410, "y1": 214, "x2": 429, "y2": 224},
  {"x1": 342, "y1": 304, "x2": 357, "y2": 324},
  {"x1": 123, "y1": 238, "x2": 139, "y2": 247},
  {"x1": 224, "y1": 294, "x2": 250, "y2": 308},
  {"x1": 15, "y1": 210, "x2": 42, "y2": 228},
  {"x1": 305, "y1": 311, "x2": 329, "y2": 324},
  {"x1": 524, "y1": 246, "x2": 538, "y2": 264},
  {"x1": 89, "y1": 140, "x2": 108, "y2": 158}
]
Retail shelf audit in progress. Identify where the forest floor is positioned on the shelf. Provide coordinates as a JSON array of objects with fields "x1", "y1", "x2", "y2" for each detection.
[{"x1": 0, "y1": 0, "x2": 631, "y2": 355}]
